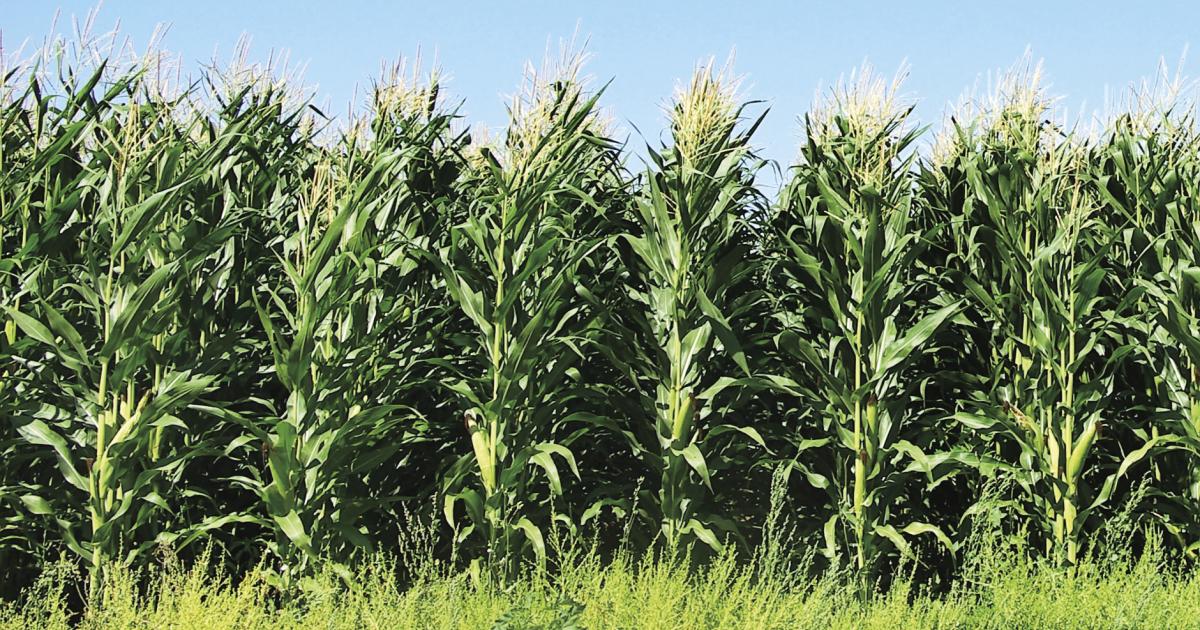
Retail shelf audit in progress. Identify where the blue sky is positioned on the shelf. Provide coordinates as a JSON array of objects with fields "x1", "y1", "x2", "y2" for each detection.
[{"x1": 3, "y1": 1, "x2": 1195, "y2": 171}]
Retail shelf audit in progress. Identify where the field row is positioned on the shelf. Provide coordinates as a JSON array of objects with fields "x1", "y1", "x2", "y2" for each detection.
[{"x1": 2, "y1": 41, "x2": 1199, "y2": 600}]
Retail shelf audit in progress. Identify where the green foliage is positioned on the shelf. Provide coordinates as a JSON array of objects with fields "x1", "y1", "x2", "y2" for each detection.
[
  {"x1": 4, "y1": 540, "x2": 1200, "y2": 629},
  {"x1": 769, "y1": 70, "x2": 960, "y2": 582},
  {"x1": 601, "y1": 65, "x2": 769, "y2": 552},
  {"x1": 5, "y1": 31, "x2": 1200, "y2": 610},
  {"x1": 436, "y1": 59, "x2": 625, "y2": 579}
]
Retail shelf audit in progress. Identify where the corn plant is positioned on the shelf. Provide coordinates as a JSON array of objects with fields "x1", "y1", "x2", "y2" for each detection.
[
  {"x1": 597, "y1": 65, "x2": 769, "y2": 553},
  {"x1": 0, "y1": 55, "x2": 45, "y2": 592},
  {"x1": 769, "y1": 70, "x2": 960, "y2": 586},
  {"x1": 1097, "y1": 105, "x2": 1200, "y2": 551},
  {"x1": 208, "y1": 69, "x2": 466, "y2": 583},
  {"x1": 928, "y1": 70, "x2": 1139, "y2": 565},
  {"x1": 438, "y1": 59, "x2": 623, "y2": 578},
  {"x1": 1, "y1": 56, "x2": 250, "y2": 598}
]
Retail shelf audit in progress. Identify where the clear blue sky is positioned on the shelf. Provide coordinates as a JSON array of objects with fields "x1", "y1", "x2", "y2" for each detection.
[{"x1": 3, "y1": 1, "x2": 1195, "y2": 172}]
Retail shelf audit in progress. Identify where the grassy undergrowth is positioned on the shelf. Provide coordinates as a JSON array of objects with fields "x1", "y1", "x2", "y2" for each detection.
[{"x1": 3, "y1": 543, "x2": 1197, "y2": 629}]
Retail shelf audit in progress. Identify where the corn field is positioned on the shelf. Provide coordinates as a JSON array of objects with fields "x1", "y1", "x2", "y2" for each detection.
[{"x1": 3, "y1": 37, "x2": 1200, "y2": 602}]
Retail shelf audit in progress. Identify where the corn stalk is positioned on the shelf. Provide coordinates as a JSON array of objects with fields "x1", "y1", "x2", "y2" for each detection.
[
  {"x1": 438, "y1": 62, "x2": 621, "y2": 579},
  {"x1": 930, "y1": 71, "x2": 1134, "y2": 565},
  {"x1": 1099, "y1": 107, "x2": 1200, "y2": 552},
  {"x1": 212, "y1": 71, "x2": 464, "y2": 584},
  {"x1": 2, "y1": 59, "x2": 238, "y2": 598},
  {"x1": 598, "y1": 65, "x2": 768, "y2": 553},
  {"x1": 769, "y1": 70, "x2": 960, "y2": 588}
]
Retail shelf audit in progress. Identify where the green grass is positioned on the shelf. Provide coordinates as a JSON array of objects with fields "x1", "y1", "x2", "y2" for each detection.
[{"x1": 3, "y1": 543, "x2": 1198, "y2": 629}]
